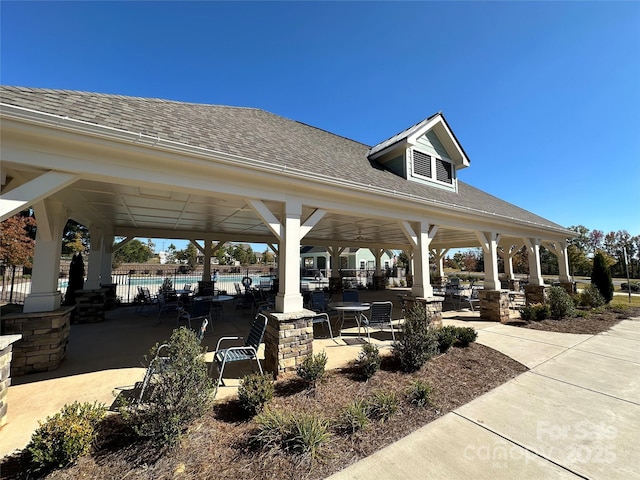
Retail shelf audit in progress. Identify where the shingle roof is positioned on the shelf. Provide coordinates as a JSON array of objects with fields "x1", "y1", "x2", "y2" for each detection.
[{"x1": 0, "y1": 86, "x2": 566, "y2": 232}]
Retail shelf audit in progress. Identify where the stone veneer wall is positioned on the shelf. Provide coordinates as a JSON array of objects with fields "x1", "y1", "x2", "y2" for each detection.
[
  {"x1": 1, "y1": 307, "x2": 73, "y2": 377},
  {"x1": 402, "y1": 296, "x2": 443, "y2": 327},
  {"x1": 559, "y1": 282, "x2": 576, "y2": 295},
  {"x1": 263, "y1": 310, "x2": 315, "y2": 377},
  {"x1": 524, "y1": 285, "x2": 547, "y2": 306},
  {"x1": 479, "y1": 290, "x2": 511, "y2": 323},
  {"x1": 0, "y1": 335, "x2": 22, "y2": 428}
]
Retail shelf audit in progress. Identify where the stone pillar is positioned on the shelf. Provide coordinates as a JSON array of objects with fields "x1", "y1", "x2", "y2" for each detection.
[
  {"x1": 263, "y1": 310, "x2": 316, "y2": 377},
  {"x1": 524, "y1": 284, "x2": 547, "y2": 306},
  {"x1": 0, "y1": 335, "x2": 22, "y2": 428},
  {"x1": 403, "y1": 296, "x2": 443, "y2": 327},
  {"x1": 1, "y1": 307, "x2": 72, "y2": 376},
  {"x1": 559, "y1": 282, "x2": 575, "y2": 295},
  {"x1": 479, "y1": 290, "x2": 510, "y2": 323}
]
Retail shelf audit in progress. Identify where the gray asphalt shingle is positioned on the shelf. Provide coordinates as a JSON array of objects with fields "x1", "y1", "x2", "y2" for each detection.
[{"x1": 0, "y1": 86, "x2": 566, "y2": 232}]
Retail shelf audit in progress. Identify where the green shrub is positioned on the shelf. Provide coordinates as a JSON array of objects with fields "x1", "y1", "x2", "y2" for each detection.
[
  {"x1": 27, "y1": 401, "x2": 106, "y2": 470},
  {"x1": 547, "y1": 286, "x2": 576, "y2": 320},
  {"x1": 393, "y1": 303, "x2": 439, "y2": 372},
  {"x1": 407, "y1": 380, "x2": 435, "y2": 408},
  {"x1": 454, "y1": 326, "x2": 478, "y2": 347},
  {"x1": 337, "y1": 399, "x2": 370, "y2": 433},
  {"x1": 436, "y1": 325, "x2": 457, "y2": 353},
  {"x1": 591, "y1": 252, "x2": 614, "y2": 303},
  {"x1": 297, "y1": 351, "x2": 328, "y2": 389},
  {"x1": 621, "y1": 282, "x2": 640, "y2": 293},
  {"x1": 238, "y1": 372, "x2": 274, "y2": 416},
  {"x1": 356, "y1": 343, "x2": 381, "y2": 380},
  {"x1": 253, "y1": 408, "x2": 331, "y2": 459},
  {"x1": 368, "y1": 390, "x2": 400, "y2": 423},
  {"x1": 578, "y1": 285, "x2": 606, "y2": 308},
  {"x1": 520, "y1": 303, "x2": 550, "y2": 321},
  {"x1": 122, "y1": 327, "x2": 214, "y2": 447}
]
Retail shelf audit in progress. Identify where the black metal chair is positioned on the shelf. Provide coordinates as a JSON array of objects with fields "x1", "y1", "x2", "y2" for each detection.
[
  {"x1": 211, "y1": 313, "x2": 267, "y2": 389},
  {"x1": 361, "y1": 301, "x2": 395, "y2": 341}
]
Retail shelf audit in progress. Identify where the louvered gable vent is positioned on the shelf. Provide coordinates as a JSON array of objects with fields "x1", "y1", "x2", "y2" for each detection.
[
  {"x1": 436, "y1": 158, "x2": 453, "y2": 184},
  {"x1": 413, "y1": 150, "x2": 431, "y2": 178}
]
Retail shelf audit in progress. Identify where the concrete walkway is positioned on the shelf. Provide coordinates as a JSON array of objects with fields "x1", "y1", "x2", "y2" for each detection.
[
  {"x1": 328, "y1": 318, "x2": 640, "y2": 480},
  {"x1": 3, "y1": 303, "x2": 639, "y2": 479}
]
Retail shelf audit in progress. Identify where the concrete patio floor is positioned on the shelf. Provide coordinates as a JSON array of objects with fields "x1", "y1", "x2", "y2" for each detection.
[{"x1": 0, "y1": 288, "x2": 430, "y2": 458}]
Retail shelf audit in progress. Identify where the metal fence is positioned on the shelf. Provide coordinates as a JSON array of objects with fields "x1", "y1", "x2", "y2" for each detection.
[{"x1": 1, "y1": 264, "x2": 398, "y2": 306}]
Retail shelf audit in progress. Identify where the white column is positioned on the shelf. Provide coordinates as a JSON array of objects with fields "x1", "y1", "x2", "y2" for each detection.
[
  {"x1": 24, "y1": 199, "x2": 68, "y2": 313},
  {"x1": 276, "y1": 200, "x2": 304, "y2": 312},
  {"x1": 524, "y1": 238, "x2": 544, "y2": 286},
  {"x1": 407, "y1": 222, "x2": 437, "y2": 298},
  {"x1": 542, "y1": 240, "x2": 572, "y2": 283},
  {"x1": 476, "y1": 231, "x2": 501, "y2": 290},
  {"x1": 432, "y1": 248, "x2": 449, "y2": 279},
  {"x1": 85, "y1": 226, "x2": 103, "y2": 289},
  {"x1": 501, "y1": 244, "x2": 522, "y2": 281},
  {"x1": 328, "y1": 245, "x2": 342, "y2": 280},
  {"x1": 100, "y1": 233, "x2": 114, "y2": 284}
]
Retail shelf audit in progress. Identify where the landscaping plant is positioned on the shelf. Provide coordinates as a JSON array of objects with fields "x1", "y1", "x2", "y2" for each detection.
[
  {"x1": 367, "y1": 390, "x2": 400, "y2": 422},
  {"x1": 454, "y1": 326, "x2": 478, "y2": 347},
  {"x1": 393, "y1": 303, "x2": 439, "y2": 372},
  {"x1": 408, "y1": 380, "x2": 435, "y2": 408},
  {"x1": 356, "y1": 342, "x2": 381, "y2": 380},
  {"x1": 547, "y1": 286, "x2": 576, "y2": 319},
  {"x1": 337, "y1": 399, "x2": 370, "y2": 434},
  {"x1": 591, "y1": 252, "x2": 614, "y2": 303},
  {"x1": 297, "y1": 351, "x2": 328, "y2": 389},
  {"x1": 122, "y1": 327, "x2": 214, "y2": 447},
  {"x1": 238, "y1": 372, "x2": 275, "y2": 416},
  {"x1": 578, "y1": 284, "x2": 606, "y2": 308},
  {"x1": 27, "y1": 401, "x2": 106, "y2": 471},
  {"x1": 253, "y1": 408, "x2": 331, "y2": 459},
  {"x1": 436, "y1": 325, "x2": 458, "y2": 353}
]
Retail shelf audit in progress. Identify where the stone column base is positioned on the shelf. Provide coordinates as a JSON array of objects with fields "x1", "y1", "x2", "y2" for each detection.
[
  {"x1": 1, "y1": 307, "x2": 72, "y2": 376},
  {"x1": 263, "y1": 310, "x2": 315, "y2": 377},
  {"x1": 479, "y1": 290, "x2": 510, "y2": 323},
  {"x1": 0, "y1": 335, "x2": 22, "y2": 428},
  {"x1": 559, "y1": 282, "x2": 576, "y2": 295},
  {"x1": 402, "y1": 296, "x2": 443, "y2": 327},
  {"x1": 524, "y1": 285, "x2": 547, "y2": 306}
]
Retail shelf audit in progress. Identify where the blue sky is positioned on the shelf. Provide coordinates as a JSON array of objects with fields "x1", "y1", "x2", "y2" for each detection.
[{"x1": 2, "y1": 1, "x2": 639, "y2": 253}]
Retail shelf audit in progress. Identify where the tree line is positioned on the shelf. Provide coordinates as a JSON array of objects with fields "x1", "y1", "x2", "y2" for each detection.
[{"x1": 1, "y1": 214, "x2": 638, "y2": 279}]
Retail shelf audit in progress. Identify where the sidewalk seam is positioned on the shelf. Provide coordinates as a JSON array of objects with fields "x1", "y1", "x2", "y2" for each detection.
[
  {"x1": 480, "y1": 328, "x2": 594, "y2": 350},
  {"x1": 451, "y1": 411, "x2": 588, "y2": 479},
  {"x1": 529, "y1": 371, "x2": 640, "y2": 407}
]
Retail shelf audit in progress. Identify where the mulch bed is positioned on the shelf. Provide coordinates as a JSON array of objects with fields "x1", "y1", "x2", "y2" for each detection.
[
  {"x1": 2, "y1": 344, "x2": 526, "y2": 480},
  {"x1": 508, "y1": 305, "x2": 640, "y2": 335}
]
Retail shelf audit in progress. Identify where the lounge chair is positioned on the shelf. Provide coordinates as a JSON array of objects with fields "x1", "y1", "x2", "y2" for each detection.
[
  {"x1": 136, "y1": 316, "x2": 209, "y2": 405},
  {"x1": 211, "y1": 313, "x2": 267, "y2": 388},
  {"x1": 361, "y1": 301, "x2": 395, "y2": 341}
]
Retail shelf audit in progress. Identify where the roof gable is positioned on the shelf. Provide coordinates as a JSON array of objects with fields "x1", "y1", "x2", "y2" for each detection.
[{"x1": 368, "y1": 113, "x2": 470, "y2": 169}]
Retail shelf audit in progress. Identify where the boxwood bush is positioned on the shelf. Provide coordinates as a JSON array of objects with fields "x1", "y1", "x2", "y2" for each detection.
[{"x1": 27, "y1": 401, "x2": 106, "y2": 470}]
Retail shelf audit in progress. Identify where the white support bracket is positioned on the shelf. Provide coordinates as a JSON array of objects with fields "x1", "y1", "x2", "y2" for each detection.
[
  {"x1": 300, "y1": 209, "x2": 326, "y2": 239},
  {"x1": 1, "y1": 171, "x2": 78, "y2": 221},
  {"x1": 247, "y1": 199, "x2": 282, "y2": 240}
]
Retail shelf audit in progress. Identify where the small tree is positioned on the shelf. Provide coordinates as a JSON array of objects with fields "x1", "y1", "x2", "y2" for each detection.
[
  {"x1": 591, "y1": 251, "x2": 614, "y2": 303},
  {"x1": 63, "y1": 252, "x2": 84, "y2": 306},
  {"x1": 393, "y1": 303, "x2": 439, "y2": 372}
]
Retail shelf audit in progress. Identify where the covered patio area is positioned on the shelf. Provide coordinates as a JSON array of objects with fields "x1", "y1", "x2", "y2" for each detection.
[
  {"x1": 1, "y1": 86, "x2": 574, "y2": 430},
  {"x1": 1, "y1": 288, "x2": 490, "y2": 458}
]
